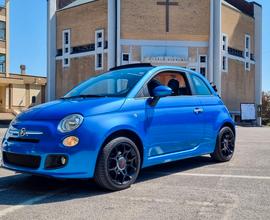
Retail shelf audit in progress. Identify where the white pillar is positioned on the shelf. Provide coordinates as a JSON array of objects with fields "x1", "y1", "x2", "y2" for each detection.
[
  {"x1": 116, "y1": 0, "x2": 121, "y2": 66},
  {"x1": 208, "y1": 0, "x2": 214, "y2": 83},
  {"x1": 213, "y1": 0, "x2": 222, "y2": 95},
  {"x1": 47, "y1": 0, "x2": 57, "y2": 101},
  {"x1": 107, "y1": 0, "x2": 116, "y2": 70},
  {"x1": 5, "y1": 0, "x2": 10, "y2": 77},
  {"x1": 254, "y1": 3, "x2": 262, "y2": 126}
]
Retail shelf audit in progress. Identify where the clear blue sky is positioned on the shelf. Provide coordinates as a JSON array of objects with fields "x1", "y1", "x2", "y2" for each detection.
[
  {"x1": 9, "y1": 0, "x2": 47, "y2": 76},
  {"x1": 251, "y1": 0, "x2": 270, "y2": 92},
  {"x1": 8, "y1": 0, "x2": 270, "y2": 91}
]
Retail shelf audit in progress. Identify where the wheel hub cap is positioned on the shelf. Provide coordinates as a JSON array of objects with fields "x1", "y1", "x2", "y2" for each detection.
[
  {"x1": 224, "y1": 139, "x2": 229, "y2": 148},
  {"x1": 117, "y1": 157, "x2": 127, "y2": 170}
]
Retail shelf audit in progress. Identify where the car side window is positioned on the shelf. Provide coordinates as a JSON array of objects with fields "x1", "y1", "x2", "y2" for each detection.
[
  {"x1": 137, "y1": 71, "x2": 192, "y2": 98},
  {"x1": 190, "y1": 74, "x2": 212, "y2": 96}
]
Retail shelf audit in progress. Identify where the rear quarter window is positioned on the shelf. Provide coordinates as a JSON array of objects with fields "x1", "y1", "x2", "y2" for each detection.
[{"x1": 190, "y1": 74, "x2": 212, "y2": 96}]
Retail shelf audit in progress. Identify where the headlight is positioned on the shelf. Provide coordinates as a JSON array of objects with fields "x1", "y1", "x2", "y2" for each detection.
[
  {"x1": 57, "y1": 114, "x2": 84, "y2": 133},
  {"x1": 4, "y1": 117, "x2": 17, "y2": 139}
]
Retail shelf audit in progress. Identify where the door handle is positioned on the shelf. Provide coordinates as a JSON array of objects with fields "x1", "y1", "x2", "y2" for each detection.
[{"x1": 194, "y1": 108, "x2": 204, "y2": 114}]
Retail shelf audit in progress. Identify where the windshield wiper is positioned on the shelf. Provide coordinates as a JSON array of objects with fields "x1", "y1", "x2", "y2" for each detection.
[{"x1": 60, "y1": 95, "x2": 106, "y2": 100}]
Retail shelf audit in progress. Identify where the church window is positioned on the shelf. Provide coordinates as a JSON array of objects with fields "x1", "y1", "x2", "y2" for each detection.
[
  {"x1": 222, "y1": 56, "x2": 228, "y2": 72},
  {"x1": 222, "y1": 34, "x2": 228, "y2": 52},
  {"x1": 245, "y1": 62, "x2": 250, "y2": 71},
  {"x1": 95, "y1": 29, "x2": 104, "y2": 70},
  {"x1": 122, "y1": 53, "x2": 130, "y2": 64},
  {"x1": 64, "y1": 58, "x2": 69, "y2": 66},
  {"x1": 123, "y1": 54, "x2": 129, "y2": 61},
  {"x1": 200, "y1": 56, "x2": 206, "y2": 63},
  {"x1": 97, "y1": 32, "x2": 102, "y2": 39},
  {"x1": 245, "y1": 34, "x2": 251, "y2": 71},
  {"x1": 200, "y1": 67, "x2": 206, "y2": 77},
  {"x1": 62, "y1": 29, "x2": 71, "y2": 68},
  {"x1": 95, "y1": 30, "x2": 104, "y2": 50},
  {"x1": 64, "y1": 33, "x2": 69, "y2": 44},
  {"x1": 199, "y1": 55, "x2": 207, "y2": 77},
  {"x1": 245, "y1": 35, "x2": 250, "y2": 50},
  {"x1": 96, "y1": 53, "x2": 103, "y2": 70}
]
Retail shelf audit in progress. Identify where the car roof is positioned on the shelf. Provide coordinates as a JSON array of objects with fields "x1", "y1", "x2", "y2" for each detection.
[{"x1": 109, "y1": 63, "x2": 154, "y2": 71}]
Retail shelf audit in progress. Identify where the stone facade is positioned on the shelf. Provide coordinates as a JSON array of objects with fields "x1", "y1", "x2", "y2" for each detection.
[
  {"x1": 56, "y1": 0, "x2": 108, "y2": 49},
  {"x1": 52, "y1": 0, "x2": 262, "y2": 123},
  {"x1": 221, "y1": 2, "x2": 256, "y2": 113},
  {"x1": 222, "y1": 3, "x2": 255, "y2": 54},
  {"x1": 222, "y1": 59, "x2": 255, "y2": 111},
  {"x1": 56, "y1": 0, "x2": 108, "y2": 97},
  {"x1": 121, "y1": 0, "x2": 210, "y2": 41},
  {"x1": 56, "y1": 54, "x2": 108, "y2": 97}
]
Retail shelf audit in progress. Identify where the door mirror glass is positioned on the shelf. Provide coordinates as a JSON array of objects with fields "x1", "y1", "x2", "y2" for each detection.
[{"x1": 153, "y1": 85, "x2": 172, "y2": 98}]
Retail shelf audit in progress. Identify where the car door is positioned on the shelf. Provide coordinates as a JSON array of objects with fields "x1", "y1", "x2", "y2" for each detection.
[
  {"x1": 188, "y1": 74, "x2": 223, "y2": 152},
  {"x1": 143, "y1": 71, "x2": 204, "y2": 157}
]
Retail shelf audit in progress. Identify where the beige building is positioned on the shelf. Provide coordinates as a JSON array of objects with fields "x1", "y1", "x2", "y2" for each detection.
[
  {"x1": 47, "y1": 0, "x2": 262, "y2": 124},
  {"x1": 0, "y1": 1, "x2": 47, "y2": 116}
]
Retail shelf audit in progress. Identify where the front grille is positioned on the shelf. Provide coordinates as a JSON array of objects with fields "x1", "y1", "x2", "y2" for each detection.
[
  {"x1": 3, "y1": 152, "x2": 41, "y2": 169},
  {"x1": 7, "y1": 137, "x2": 40, "y2": 143}
]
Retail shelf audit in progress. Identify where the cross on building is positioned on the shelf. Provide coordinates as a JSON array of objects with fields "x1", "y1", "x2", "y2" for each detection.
[{"x1": 157, "y1": 0, "x2": 179, "y2": 32}]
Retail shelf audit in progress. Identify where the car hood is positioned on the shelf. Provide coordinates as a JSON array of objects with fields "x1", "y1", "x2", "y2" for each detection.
[{"x1": 16, "y1": 98, "x2": 126, "y2": 121}]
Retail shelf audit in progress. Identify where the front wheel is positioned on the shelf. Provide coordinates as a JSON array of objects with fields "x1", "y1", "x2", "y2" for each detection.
[
  {"x1": 94, "y1": 137, "x2": 141, "y2": 191},
  {"x1": 211, "y1": 126, "x2": 235, "y2": 162}
]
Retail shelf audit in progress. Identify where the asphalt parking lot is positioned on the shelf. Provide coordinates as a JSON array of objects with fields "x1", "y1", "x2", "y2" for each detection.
[{"x1": 0, "y1": 126, "x2": 270, "y2": 220}]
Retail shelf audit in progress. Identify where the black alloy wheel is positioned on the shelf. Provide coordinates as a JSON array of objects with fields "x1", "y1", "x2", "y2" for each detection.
[
  {"x1": 211, "y1": 126, "x2": 235, "y2": 162},
  {"x1": 95, "y1": 137, "x2": 141, "y2": 191}
]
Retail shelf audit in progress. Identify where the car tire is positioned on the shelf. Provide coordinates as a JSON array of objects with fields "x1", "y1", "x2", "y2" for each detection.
[
  {"x1": 211, "y1": 126, "x2": 235, "y2": 162},
  {"x1": 94, "y1": 137, "x2": 141, "y2": 191}
]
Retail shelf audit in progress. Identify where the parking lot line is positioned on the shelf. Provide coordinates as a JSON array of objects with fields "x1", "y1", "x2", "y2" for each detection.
[
  {"x1": 0, "y1": 188, "x2": 67, "y2": 218},
  {"x1": 166, "y1": 172, "x2": 270, "y2": 180}
]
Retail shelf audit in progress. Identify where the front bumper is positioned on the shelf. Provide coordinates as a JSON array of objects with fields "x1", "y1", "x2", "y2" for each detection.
[
  {"x1": 1, "y1": 150, "x2": 94, "y2": 179},
  {"x1": 1, "y1": 120, "x2": 100, "y2": 179}
]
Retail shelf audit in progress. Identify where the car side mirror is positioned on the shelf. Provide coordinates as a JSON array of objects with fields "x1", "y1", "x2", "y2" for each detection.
[
  {"x1": 210, "y1": 82, "x2": 218, "y2": 92},
  {"x1": 148, "y1": 85, "x2": 172, "y2": 107},
  {"x1": 153, "y1": 85, "x2": 172, "y2": 98}
]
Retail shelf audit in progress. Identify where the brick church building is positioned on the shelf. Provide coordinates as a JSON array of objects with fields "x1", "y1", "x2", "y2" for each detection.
[{"x1": 47, "y1": 0, "x2": 262, "y2": 124}]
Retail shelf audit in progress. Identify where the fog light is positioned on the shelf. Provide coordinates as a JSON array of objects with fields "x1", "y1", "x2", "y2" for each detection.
[
  {"x1": 45, "y1": 155, "x2": 68, "y2": 169},
  {"x1": 63, "y1": 136, "x2": 79, "y2": 147},
  {"x1": 60, "y1": 156, "x2": 67, "y2": 165}
]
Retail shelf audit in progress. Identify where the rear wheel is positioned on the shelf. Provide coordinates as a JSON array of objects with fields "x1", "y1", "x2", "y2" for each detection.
[
  {"x1": 94, "y1": 137, "x2": 141, "y2": 191},
  {"x1": 211, "y1": 126, "x2": 235, "y2": 162}
]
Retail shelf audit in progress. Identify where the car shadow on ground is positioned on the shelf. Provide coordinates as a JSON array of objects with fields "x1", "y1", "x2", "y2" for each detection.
[{"x1": 0, "y1": 156, "x2": 217, "y2": 206}]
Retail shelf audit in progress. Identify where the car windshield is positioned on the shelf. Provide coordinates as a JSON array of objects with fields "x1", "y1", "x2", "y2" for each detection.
[{"x1": 64, "y1": 67, "x2": 151, "y2": 98}]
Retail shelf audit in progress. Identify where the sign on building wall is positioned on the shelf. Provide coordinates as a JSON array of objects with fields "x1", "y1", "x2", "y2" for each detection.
[{"x1": 241, "y1": 103, "x2": 256, "y2": 121}]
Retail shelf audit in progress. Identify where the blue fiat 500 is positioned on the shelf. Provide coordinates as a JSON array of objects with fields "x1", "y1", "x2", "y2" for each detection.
[{"x1": 1, "y1": 64, "x2": 235, "y2": 191}]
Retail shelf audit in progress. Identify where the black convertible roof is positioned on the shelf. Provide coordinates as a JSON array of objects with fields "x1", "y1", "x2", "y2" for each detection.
[{"x1": 109, "y1": 63, "x2": 154, "y2": 71}]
